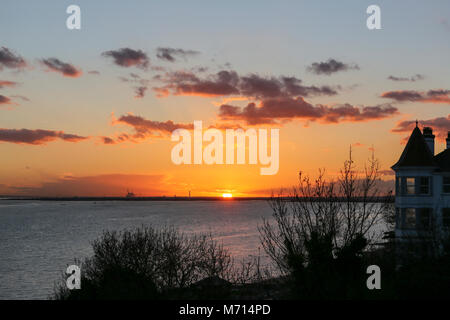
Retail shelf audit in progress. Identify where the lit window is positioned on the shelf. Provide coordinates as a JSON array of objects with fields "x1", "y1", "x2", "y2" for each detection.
[
  {"x1": 443, "y1": 177, "x2": 450, "y2": 194},
  {"x1": 404, "y1": 208, "x2": 416, "y2": 228},
  {"x1": 443, "y1": 208, "x2": 450, "y2": 228},
  {"x1": 419, "y1": 177, "x2": 430, "y2": 194},
  {"x1": 406, "y1": 178, "x2": 415, "y2": 195},
  {"x1": 419, "y1": 208, "x2": 432, "y2": 230}
]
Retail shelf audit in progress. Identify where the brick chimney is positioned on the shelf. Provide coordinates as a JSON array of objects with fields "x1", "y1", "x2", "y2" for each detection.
[
  {"x1": 447, "y1": 131, "x2": 450, "y2": 150},
  {"x1": 423, "y1": 127, "x2": 435, "y2": 155}
]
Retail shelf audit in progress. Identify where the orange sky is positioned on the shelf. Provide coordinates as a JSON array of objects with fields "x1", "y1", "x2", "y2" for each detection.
[{"x1": 1, "y1": 2, "x2": 449, "y2": 197}]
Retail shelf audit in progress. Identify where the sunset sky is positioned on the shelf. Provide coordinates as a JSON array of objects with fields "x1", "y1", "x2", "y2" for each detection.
[{"x1": 1, "y1": 0, "x2": 449, "y2": 197}]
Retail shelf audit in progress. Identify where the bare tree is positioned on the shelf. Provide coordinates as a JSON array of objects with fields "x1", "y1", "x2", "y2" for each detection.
[{"x1": 259, "y1": 148, "x2": 393, "y2": 275}]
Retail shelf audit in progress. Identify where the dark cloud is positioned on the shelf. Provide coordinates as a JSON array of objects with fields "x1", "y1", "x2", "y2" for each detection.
[
  {"x1": 116, "y1": 114, "x2": 194, "y2": 134},
  {"x1": 102, "y1": 48, "x2": 149, "y2": 69},
  {"x1": 134, "y1": 86, "x2": 147, "y2": 98},
  {"x1": 154, "y1": 70, "x2": 338, "y2": 98},
  {"x1": 0, "y1": 47, "x2": 27, "y2": 70},
  {"x1": 154, "y1": 70, "x2": 240, "y2": 97},
  {"x1": 219, "y1": 98, "x2": 319, "y2": 125},
  {"x1": 219, "y1": 98, "x2": 398, "y2": 125},
  {"x1": 192, "y1": 66, "x2": 208, "y2": 73},
  {"x1": 156, "y1": 47, "x2": 200, "y2": 62},
  {"x1": 119, "y1": 73, "x2": 150, "y2": 98},
  {"x1": 101, "y1": 136, "x2": 116, "y2": 145},
  {"x1": 239, "y1": 75, "x2": 283, "y2": 98},
  {"x1": 103, "y1": 113, "x2": 194, "y2": 144},
  {"x1": 40, "y1": 58, "x2": 82, "y2": 77},
  {"x1": 0, "y1": 128, "x2": 88, "y2": 145},
  {"x1": 387, "y1": 74, "x2": 424, "y2": 82},
  {"x1": 307, "y1": 58, "x2": 359, "y2": 75},
  {"x1": 381, "y1": 89, "x2": 450, "y2": 104},
  {"x1": 321, "y1": 103, "x2": 398, "y2": 123},
  {"x1": 392, "y1": 115, "x2": 450, "y2": 141},
  {"x1": 0, "y1": 95, "x2": 12, "y2": 105},
  {"x1": 0, "y1": 80, "x2": 18, "y2": 88},
  {"x1": 278, "y1": 76, "x2": 338, "y2": 97}
]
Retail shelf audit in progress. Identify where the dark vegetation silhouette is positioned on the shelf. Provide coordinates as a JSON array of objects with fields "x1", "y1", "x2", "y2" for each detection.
[
  {"x1": 259, "y1": 148, "x2": 394, "y2": 298},
  {"x1": 53, "y1": 226, "x2": 272, "y2": 300}
]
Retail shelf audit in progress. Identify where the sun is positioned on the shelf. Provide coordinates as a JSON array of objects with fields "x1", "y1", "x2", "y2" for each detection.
[{"x1": 222, "y1": 193, "x2": 233, "y2": 198}]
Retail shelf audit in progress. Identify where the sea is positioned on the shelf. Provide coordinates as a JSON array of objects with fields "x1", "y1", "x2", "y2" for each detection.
[{"x1": 0, "y1": 199, "x2": 275, "y2": 299}]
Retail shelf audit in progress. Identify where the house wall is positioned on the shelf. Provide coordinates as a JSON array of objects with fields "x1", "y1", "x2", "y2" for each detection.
[{"x1": 394, "y1": 167, "x2": 450, "y2": 239}]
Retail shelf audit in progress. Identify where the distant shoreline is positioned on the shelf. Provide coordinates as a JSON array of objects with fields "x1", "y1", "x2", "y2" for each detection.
[
  {"x1": 0, "y1": 196, "x2": 269, "y2": 201},
  {"x1": 0, "y1": 196, "x2": 394, "y2": 202}
]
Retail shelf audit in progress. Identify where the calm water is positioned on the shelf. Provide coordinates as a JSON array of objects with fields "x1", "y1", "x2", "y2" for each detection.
[{"x1": 0, "y1": 200, "x2": 274, "y2": 299}]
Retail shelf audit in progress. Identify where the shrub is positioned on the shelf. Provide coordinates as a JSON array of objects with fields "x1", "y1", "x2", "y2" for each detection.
[{"x1": 54, "y1": 225, "x2": 239, "y2": 300}]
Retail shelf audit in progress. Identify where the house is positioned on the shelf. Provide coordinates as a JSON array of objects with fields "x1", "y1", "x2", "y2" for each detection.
[{"x1": 391, "y1": 123, "x2": 450, "y2": 249}]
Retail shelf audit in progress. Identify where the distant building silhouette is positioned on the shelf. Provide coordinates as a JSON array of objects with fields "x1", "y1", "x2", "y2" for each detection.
[
  {"x1": 392, "y1": 124, "x2": 450, "y2": 253},
  {"x1": 125, "y1": 189, "x2": 135, "y2": 198}
]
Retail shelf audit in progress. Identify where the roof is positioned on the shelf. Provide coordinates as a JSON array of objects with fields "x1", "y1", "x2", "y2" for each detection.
[
  {"x1": 391, "y1": 126, "x2": 437, "y2": 169},
  {"x1": 434, "y1": 148, "x2": 450, "y2": 172}
]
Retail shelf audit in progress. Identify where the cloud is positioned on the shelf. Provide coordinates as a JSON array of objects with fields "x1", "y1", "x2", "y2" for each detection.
[
  {"x1": 321, "y1": 103, "x2": 398, "y2": 123},
  {"x1": 156, "y1": 47, "x2": 200, "y2": 62},
  {"x1": 0, "y1": 95, "x2": 12, "y2": 105},
  {"x1": 154, "y1": 70, "x2": 239, "y2": 97},
  {"x1": 219, "y1": 98, "x2": 398, "y2": 125},
  {"x1": 0, "y1": 47, "x2": 27, "y2": 70},
  {"x1": 307, "y1": 58, "x2": 359, "y2": 75},
  {"x1": 40, "y1": 58, "x2": 82, "y2": 77},
  {"x1": 0, "y1": 80, "x2": 18, "y2": 88},
  {"x1": 101, "y1": 136, "x2": 116, "y2": 145},
  {"x1": 154, "y1": 70, "x2": 338, "y2": 98},
  {"x1": 153, "y1": 86, "x2": 170, "y2": 98},
  {"x1": 387, "y1": 74, "x2": 424, "y2": 82},
  {"x1": 134, "y1": 86, "x2": 147, "y2": 98},
  {"x1": 11, "y1": 95, "x2": 30, "y2": 102},
  {"x1": 381, "y1": 89, "x2": 450, "y2": 104},
  {"x1": 88, "y1": 70, "x2": 100, "y2": 75},
  {"x1": 440, "y1": 18, "x2": 450, "y2": 30},
  {"x1": 118, "y1": 73, "x2": 150, "y2": 98},
  {"x1": 192, "y1": 66, "x2": 208, "y2": 73},
  {"x1": 102, "y1": 48, "x2": 149, "y2": 69},
  {"x1": 392, "y1": 115, "x2": 450, "y2": 141},
  {"x1": 352, "y1": 142, "x2": 364, "y2": 147},
  {"x1": 0, "y1": 128, "x2": 88, "y2": 145},
  {"x1": 116, "y1": 113, "x2": 194, "y2": 134},
  {"x1": 102, "y1": 113, "x2": 194, "y2": 144}
]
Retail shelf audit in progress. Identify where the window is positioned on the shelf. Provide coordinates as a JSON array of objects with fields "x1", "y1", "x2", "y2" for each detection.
[
  {"x1": 406, "y1": 178, "x2": 415, "y2": 195},
  {"x1": 443, "y1": 208, "x2": 450, "y2": 228},
  {"x1": 396, "y1": 177, "x2": 402, "y2": 195},
  {"x1": 404, "y1": 208, "x2": 416, "y2": 228},
  {"x1": 395, "y1": 207, "x2": 401, "y2": 227},
  {"x1": 419, "y1": 177, "x2": 430, "y2": 194},
  {"x1": 419, "y1": 208, "x2": 432, "y2": 230},
  {"x1": 443, "y1": 177, "x2": 450, "y2": 194}
]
